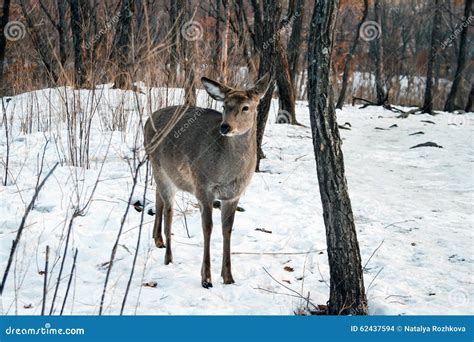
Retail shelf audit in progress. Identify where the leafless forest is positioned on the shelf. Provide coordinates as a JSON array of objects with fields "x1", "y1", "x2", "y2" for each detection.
[
  {"x1": 0, "y1": 0, "x2": 472, "y2": 317},
  {"x1": 0, "y1": 0, "x2": 472, "y2": 111}
]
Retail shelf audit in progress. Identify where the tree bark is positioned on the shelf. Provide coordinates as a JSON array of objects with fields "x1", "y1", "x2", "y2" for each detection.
[
  {"x1": 180, "y1": 0, "x2": 196, "y2": 106},
  {"x1": 466, "y1": 83, "x2": 473, "y2": 112},
  {"x1": 288, "y1": 0, "x2": 305, "y2": 82},
  {"x1": 372, "y1": 0, "x2": 386, "y2": 105},
  {"x1": 110, "y1": 0, "x2": 135, "y2": 89},
  {"x1": 57, "y1": 0, "x2": 68, "y2": 68},
  {"x1": 421, "y1": 0, "x2": 442, "y2": 114},
  {"x1": 252, "y1": 0, "x2": 280, "y2": 171},
  {"x1": 336, "y1": 0, "x2": 369, "y2": 109},
  {"x1": 221, "y1": 0, "x2": 230, "y2": 83},
  {"x1": 444, "y1": 0, "x2": 472, "y2": 112},
  {"x1": 0, "y1": 0, "x2": 11, "y2": 95},
  {"x1": 69, "y1": 0, "x2": 86, "y2": 87},
  {"x1": 307, "y1": 0, "x2": 368, "y2": 315},
  {"x1": 276, "y1": 35, "x2": 296, "y2": 124},
  {"x1": 20, "y1": 0, "x2": 58, "y2": 83}
]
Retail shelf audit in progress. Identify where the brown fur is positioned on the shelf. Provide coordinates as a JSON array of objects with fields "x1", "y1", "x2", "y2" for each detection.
[{"x1": 144, "y1": 75, "x2": 271, "y2": 288}]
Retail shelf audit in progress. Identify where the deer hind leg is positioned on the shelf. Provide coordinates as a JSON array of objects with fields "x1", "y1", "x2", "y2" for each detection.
[
  {"x1": 153, "y1": 169, "x2": 176, "y2": 264},
  {"x1": 198, "y1": 195, "x2": 214, "y2": 288},
  {"x1": 163, "y1": 195, "x2": 175, "y2": 265},
  {"x1": 152, "y1": 192, "x2": 165, "y2": 248},
  {"x1": 221, "y1": 199, "x2": 238, "y2": 284}
]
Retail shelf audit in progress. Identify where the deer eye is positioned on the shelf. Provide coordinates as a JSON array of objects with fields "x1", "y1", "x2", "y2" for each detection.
[{"x1": 242, "y1": 106, "x2": 249, "y2": 112}]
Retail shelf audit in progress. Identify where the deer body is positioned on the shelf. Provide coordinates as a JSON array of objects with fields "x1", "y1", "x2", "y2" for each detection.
[{"x1": 144, "y1": 75, "x2": 270, "y2": 288}]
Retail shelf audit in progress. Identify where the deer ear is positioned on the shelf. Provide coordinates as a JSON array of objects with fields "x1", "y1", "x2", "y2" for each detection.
[
  {"x1": 201, "y1": 77, "x2": 230, "y2": 101},
  {"x1": 252, "y1": 73, "x2": 273, "y2": 98}
]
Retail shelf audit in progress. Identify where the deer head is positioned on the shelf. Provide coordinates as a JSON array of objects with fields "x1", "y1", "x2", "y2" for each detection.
[{"x1": 201, "y1": 74, "x2": 271, "y2": 136}]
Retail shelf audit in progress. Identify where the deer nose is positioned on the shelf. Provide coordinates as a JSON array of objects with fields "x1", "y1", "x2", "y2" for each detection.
[{"x1": 220, "y1": 123, "x2": 231, "y2": 135}]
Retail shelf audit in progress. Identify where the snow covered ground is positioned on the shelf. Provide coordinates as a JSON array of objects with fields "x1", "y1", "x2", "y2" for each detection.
[{"x1": 0, "y1": 85, "x2": 472, "y2": 315}]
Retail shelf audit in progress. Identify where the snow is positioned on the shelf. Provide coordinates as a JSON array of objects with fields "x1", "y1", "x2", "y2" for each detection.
[{"x1": 0, "y1": 86, "x2": 472, "y2": 315}]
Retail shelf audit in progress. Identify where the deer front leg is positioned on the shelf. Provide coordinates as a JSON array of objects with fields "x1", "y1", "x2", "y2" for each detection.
[
  {"x1": 163, "y1": 198, "x2": 175, "y2": 265},
  {"x1": 221, "y1": 199, "x2": 238, "y2": 284},
  {"x1": 152, "y1": 193, "x2": 165, "y2": 248},
  {"x1": 199, "y1": 197, "x2": 214, "y2": 288}
]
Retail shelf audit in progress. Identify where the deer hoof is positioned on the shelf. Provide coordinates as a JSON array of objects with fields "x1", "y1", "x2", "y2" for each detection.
[
  {"x1": 164, "y1": 253, "x2": 173, "y2": 265},
  {"x1": 223, "y1": 276, "x2": 235, "y2": 285},
  {"x1": 154, "y1": 238, "x2": 165, "y2": 248},
  {"x1": 202, "y1": 281, "x2": 213, "y2": 289}
]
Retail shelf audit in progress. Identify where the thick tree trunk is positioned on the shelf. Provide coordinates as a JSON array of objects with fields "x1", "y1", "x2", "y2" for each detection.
[
  {"x1": 110, "y1": 0, "x2": 134, "y2": 89},
  {"x1": 372, "y1": 0, "x2": 386, "y2": 105},
  {"x1": 253, "y1": 0, "x2": 280, "y2": 171},
  {"x1": 69, "y1": 0, "x2": 86, "y2": 87},
  {"x1": 466, "y1": 83, "x2": 473, "y2": 112},
  {"x1": 221, "y1": 0, "x2": 230, "y2": 83},
  {"x1": 444, "y1": 0, "x2": 472, "y2": 112},
  {"x1": 422, "y1": 0, "x2": 442, "y2": 114},
  {"x1": 20, "y1": 0, "x2": 58, "y2": 83},
  {"x1": 0, "y1": 0, "x2": 11, "y2": 95},
  {"x1": 57, "y1": 0, "x2": 68, "y2": 68},
  {"x1": 168, "y1": 0, "x2": 179, "y2": 86},
  {"x1": 288, "y1": 0, "x2": 305, "y2": 82},
  {"x1": 212, "y1": 0, "x2": 221, "y2": 75},
  {"x1": 180, "y1": 0, "x2": 196, "y2": 106},
  {"x1": 336, "y1": 0, "x2": 369, "y2": 109},
  {"x1": 276, "y1": 35, "x2": 296, "y2": 124},
  {"x1": 307, "y1": 0, "x2": 368, "y2": 315}
]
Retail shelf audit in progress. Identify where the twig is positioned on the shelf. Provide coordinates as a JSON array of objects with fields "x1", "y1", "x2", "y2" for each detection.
[
  {"x1": 363, "y1": 240, "x2": 384, "y2": 271},
  {"x1": 262, "y1": 267, "x2": 318, "y2": 309},
  {"x1": 41, "y1": 246, "x2": 49, "y2": 316},
  {"x1": 49, "y1": 209, "x2": 80, "y2": 315},
  {"x1": 254, "y1": 287, "x2": 309, "y2": 300},
  {"x1": 120, "y1": 161, "x2": 149, "y2": 315},
  {"x1": 60, "y1": 248, "x2": 78, "y2": 315},
  {"x1": 0, "y1": 160, "x2": 58, "y2": 296},
  {"x1": 99, "y1": 158, "x2": 146, "y2": 315}
]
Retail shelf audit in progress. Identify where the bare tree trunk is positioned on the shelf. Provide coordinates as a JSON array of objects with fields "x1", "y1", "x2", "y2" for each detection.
[
  {"x1": 307, "y1": 0, "x2": 368, "y2": 316},
  {"x1": 372, "y1": 0, "x2": 386, "y2": 105},
  {"x1": 69, "y1": 0, "x2": 86, "y2": 87},
  {"x1": 110, "y1": 0, "x2": 134, "y2": 89},
  {"x1": 288, "y1": 0, "x2": 305, "y2": 82},
  {"x1": 212, "y1": 0, "x2": 221, "y2": 75},
  {"x1": 252, "y1": 0, "x2": 281, "y2": 171},
  {"x1": 57, "y1": 0, "x2": 68, "y2": 68},
  {"x1": 221, "y1": 0, "x2": 230, "y2": 83},
  {"x1": 180, "y1": 0, "x2": 196, "y2": 106},
  {"x1": 466, "y1": 83, "x2": 473, "y2": 112},
  {"x1": 0, "y1": 0, "x2": 11, "y2": 95},
  {"x1": 444, "y1": 0, "x2": 472, "y2": 112},
  {"x1": 422, "y1": 0, "x2": 442, "y2": 114},
  {"x1": 168, "y1": 0, "x2": 179, "y2": 86},
  {"x1": 336, "y1": 0, "x2": 369, "y2": 109},
  {"x1": 276, "y1": 35, "x2": 296, "y2": 124}
]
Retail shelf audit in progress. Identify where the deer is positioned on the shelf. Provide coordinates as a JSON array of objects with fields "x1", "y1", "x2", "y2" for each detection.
[{"x1": 144, "y1": 74, "x2": 271, "y2": 288}]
